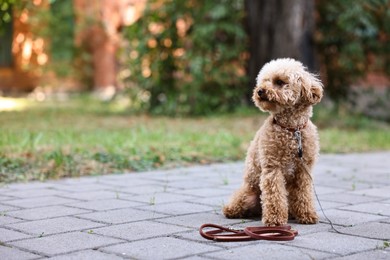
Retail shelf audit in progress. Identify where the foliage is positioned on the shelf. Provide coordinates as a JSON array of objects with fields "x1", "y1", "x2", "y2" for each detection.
[
  {"x1": 0, "y1": 0, "x2": 16, "y2": 35},
  {"x1": 123, "y1": 0, "x2": 248, "y2": 115},
  {"x1": 0, "y1": 0, "x2": 75, "y2": 77},
  {"x1": 316, "y1": 0, "x2": 390, "y2": 101},
  {"x1": 47, "y1": 0, "x2": 75, "y2": 77}
]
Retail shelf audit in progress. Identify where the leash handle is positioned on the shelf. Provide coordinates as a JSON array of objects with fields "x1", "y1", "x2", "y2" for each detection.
[
  {"x1": 199, "y1": 223, "x2": 298, "y2": 242},
  {"x1": 244, "y1": 226, "x2": 297, "y2": 241}
]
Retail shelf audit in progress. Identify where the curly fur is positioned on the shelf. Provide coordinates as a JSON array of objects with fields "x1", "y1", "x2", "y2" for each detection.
[{"x1": 223, "y1": 58, "x2": 323, "y2": 226}]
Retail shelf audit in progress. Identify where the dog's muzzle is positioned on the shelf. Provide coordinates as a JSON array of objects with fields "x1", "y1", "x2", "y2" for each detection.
[{"x1": 257, "y1": 88, "x2": 268, "y2": 101}]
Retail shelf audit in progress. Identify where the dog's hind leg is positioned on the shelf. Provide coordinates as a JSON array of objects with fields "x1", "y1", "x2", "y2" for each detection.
[
  {"x1": 223, "y1": 183, "x2": 261, "y2": 218},
  {"x1": 223, "y1": 164, "x2": 262, "y2": 218}
]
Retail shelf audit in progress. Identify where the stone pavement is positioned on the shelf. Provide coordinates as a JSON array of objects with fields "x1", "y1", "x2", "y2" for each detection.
[{"x1": 0, "y1": 152, "x2": 390, "y2": 260}]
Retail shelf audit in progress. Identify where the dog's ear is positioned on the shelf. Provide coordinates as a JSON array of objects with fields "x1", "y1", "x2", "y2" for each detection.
[{"x1": 301, "y1": 72, "x2": 323, "y2": 105}]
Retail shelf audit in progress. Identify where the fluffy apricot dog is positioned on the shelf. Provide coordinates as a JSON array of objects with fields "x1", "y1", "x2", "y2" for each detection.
[{"x1": 223, "y1": 58, "x2": 323, "y2": 226}]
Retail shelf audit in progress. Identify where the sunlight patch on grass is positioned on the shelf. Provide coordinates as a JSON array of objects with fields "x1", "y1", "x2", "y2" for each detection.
[{"x1": 0, "y1": 97, "x2": 28, "y2": 111}]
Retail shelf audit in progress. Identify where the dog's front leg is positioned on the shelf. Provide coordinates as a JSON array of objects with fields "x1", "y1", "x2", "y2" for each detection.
[
  {"x1": 260, "y1": 169, "x2": 288, "y2": 226},
  {"x1": 288, "y1": 164, "x2": 319, "y2": 224}
]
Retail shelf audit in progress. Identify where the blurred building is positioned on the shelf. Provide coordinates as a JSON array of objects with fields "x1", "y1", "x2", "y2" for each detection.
[
  {"x1": 0, "y1": 0, "x2": 48, "y2": 93},
  {"x1": 0, "y1": 0, "x2": 146, "y2": 94}
]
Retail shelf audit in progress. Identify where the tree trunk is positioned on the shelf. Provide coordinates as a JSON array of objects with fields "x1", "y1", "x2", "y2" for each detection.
[{"x1": 245, "y1": 0, "x2": 316, "y2": 95}]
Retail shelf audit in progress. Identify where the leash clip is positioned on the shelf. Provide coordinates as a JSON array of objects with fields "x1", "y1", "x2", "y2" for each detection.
[{"x1": 294, "y1": 130, "x2": 303, "y2": 158}]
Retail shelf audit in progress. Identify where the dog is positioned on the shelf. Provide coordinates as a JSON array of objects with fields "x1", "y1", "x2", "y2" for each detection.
[{"x1": 223, "y1": 58, "x2": 323, "y2": 226}]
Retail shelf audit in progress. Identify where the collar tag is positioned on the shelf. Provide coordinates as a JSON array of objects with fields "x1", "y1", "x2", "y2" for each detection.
[{"x1": 294, "y1": 130, "x2": 303, "y2": 158}]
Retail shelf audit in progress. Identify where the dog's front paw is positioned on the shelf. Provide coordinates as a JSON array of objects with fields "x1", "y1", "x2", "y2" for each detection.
[
  {"x1": 262, "y1": 216, "x2": 288, "y2": 227},
  {"x1": 296, "y1": 212, "x2": 319, "y2": 224},
  {"x1": 223, "y1": 205, "x2": 241, "y2": 219}
]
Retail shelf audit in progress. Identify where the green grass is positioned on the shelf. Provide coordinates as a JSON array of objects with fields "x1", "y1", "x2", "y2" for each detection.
[{"x1": 0, "y1": 96, "x2": 389, "y2": 183}]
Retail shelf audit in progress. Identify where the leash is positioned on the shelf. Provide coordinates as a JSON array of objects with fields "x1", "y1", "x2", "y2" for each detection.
[
  {"x1": 199, "y1": 223, "x2": 298, "y2": 242},
  {"x1": 301, "y1": 161, "x2": 344, "y2": 234}
]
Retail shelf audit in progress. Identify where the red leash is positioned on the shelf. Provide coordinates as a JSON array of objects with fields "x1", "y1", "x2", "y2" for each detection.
[{"x1": 199, "y1": 223, "x2": 298, "y2": 242}]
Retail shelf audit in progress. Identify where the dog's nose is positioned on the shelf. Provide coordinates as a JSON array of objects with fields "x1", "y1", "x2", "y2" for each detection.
[{"x1": 257, "y1": 89, "x2": 264, "y2": 97}]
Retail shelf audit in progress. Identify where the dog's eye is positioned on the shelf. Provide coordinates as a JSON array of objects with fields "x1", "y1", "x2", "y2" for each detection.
[{"x1": 275, "y1": 79, "x2": 286, "y2": 86}]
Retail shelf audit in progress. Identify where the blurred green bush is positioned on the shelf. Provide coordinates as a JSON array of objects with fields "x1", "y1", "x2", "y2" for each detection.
[
  {"x1": 122, "y1": 0, "x2": 248, "y2": 115},
  {"x1": 316, "y1": 0, "x2": 390, "y2": 101}
]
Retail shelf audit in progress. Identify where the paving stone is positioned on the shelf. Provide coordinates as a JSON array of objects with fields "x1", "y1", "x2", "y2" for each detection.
[
  {"x1": 9, "y1": 232, "x2": 124, "y2": 256},
  {"x1": 291, "y1": 231, "x2": 381, "y2": 255},
  {"x1": 163, "y1": 173, "x2": 235, "y2": 189},
  {"x1": 288, "y1": 222, "x2": 332, "y2": 235},
  {"x1": 6, "y1": 216, "x2": 104, "y2": 236},
  {"x1": 318, "y1": 209, "x2": 387, "y2": 227},
  {"x1": 157, "y1": 212, "x2": 249, "y2": 229},
  {"x1": 55, "y1": 176, "x2": 104, "y2": 185},
  {"x1": 138, "y1": 201, "x2": 214, "y2": 215},
  {"x1": 98, "y1": 176, "x2": 158, "y2": 187},
  {"x1": 313, "y1": 186, "x2": 347, "y2": 195},
  {"x1": 58, "y1": 190, "x2": 126, "y2": 201},
  {"x1": 6, "y1": 205, "x2": 91, "y2": 220},
  {"x1": 319, "y1": 193, "x2": 383, "y2": 205},
  {"x1": 78, "y1": 208, "x2": 168, "y2": 224},
  {"x1": 336, "y1": 222, "x2": 390, "y2": 240},
  {"x1": 0, "y1": 203, "x2": 20, "y2": 212},
  {"x1": 126, "y1": 192, "x2": 198, "y2": 204},
  {"x1": 5, "y1": 182, "x2": 56, "y2": 190},
  {"x1": 181, "y1": 256, "x2": 211, "y2": 260},
  {"x1": 380, "y1": 218, "x2": 390, "y2": 224},
  {"x1": 144, "y1": 173, "x2": 191, "y2": 181},
  {"x1": 350, "y1": 186, "x2": 390, "y2": 198},
  {"x1": 0, "y1": 245, "x2": 40, "y2": 260},
  {"x1": 142, "y1": 165, "x2": 242, "y2": 182},
  {"x1": 0, "y1": 227, "x2": 31, "y2": 242},
  {"x1": 67, "y1": 199, "x2": 144, "y2": 211},
  {"x1": 102, "y1": 236, "x2": 221, "y2": 259},
  {"x1": 45, "y1": 250, "x2": 124, "y2": 260},
  {"x1": 0, "y1": 215, "x2": 23, "y2": 225},
  {"x1": 172, "y1": 188, "x2": 232, "y2": 198},
  {"x1": 186, "y1": 195, "x2": 228, "y2": 207},
  {"x1": 0, "y1": 195, "x2": 17, "y2": 201},
  {"x1": 315, "y1": 200, "x2": 348, "y2": 210},
  {"x1": 1, "y1": 196, "x2": 79, "y2": 209},
  {"x1": 165, "y1": 181, "x2": 222, "y2": 190},
  {"x1": 341, "y1": 202, "x2": 390, "y2": 217},
  {"x1": 52, "y1": 183, "x2": 114, "y2": 192},
  {"x1": 2, "y1": 188, "x2": 67, "y2": 199},
  {"x1": 134, "y1": 172, "x2": 192, "y2": 182},
  {"x1": 93, "y1": 220, "x2": 191, "y2": 240},
  {"x1": 314, "y1": 164, "x2": 347, "y2": 175},
  {"x1": 114, "y1": 184, "x2": 177, "y2": 195},
  {"x1": 351, "y1": 176, "x2": 390, "y2": 186},
  {"x1": 332, "y1": 250, "x2": 390, "y2": 260},
  {"x1": 316, "y1": 181, "x2": 381, "y2": 191},
  {"x1": 204, "y1": 243, "x2": 336, "y2": 260}
]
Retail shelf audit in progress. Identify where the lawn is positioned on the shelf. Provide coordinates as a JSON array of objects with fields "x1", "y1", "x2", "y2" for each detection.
[{"x1": 1, "y1": 96, "x2": 389, "y2": 183}]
